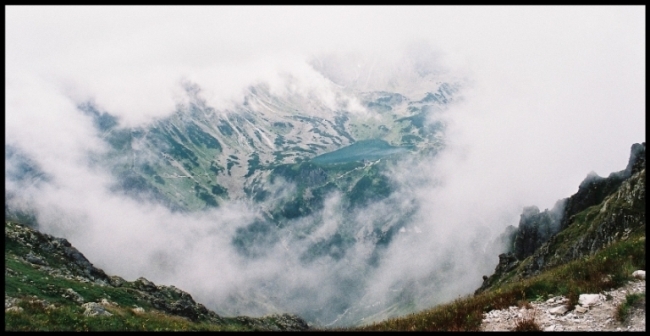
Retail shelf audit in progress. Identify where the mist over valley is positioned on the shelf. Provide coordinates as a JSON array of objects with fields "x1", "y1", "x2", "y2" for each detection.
[{"x1": 5, "y1": 6, "x2": 645, "y2": 328}]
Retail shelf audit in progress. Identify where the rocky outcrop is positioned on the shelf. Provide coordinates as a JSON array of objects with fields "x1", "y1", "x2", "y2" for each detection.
[
  {"x1": 512, "y1": 201, "x2": 565, "y2": 261},
  {"x1": 5, "y1": 221, "x2": 112, "y2": 286},
  {"x1": 130, "y1": 277, "x2": 224, "y2": 324},
  {"x1": 477, "y1": 143, "x2": 646, "y2": 294},
  {"x1": 559, "y1": 142, "x2": 645, "y2": 232},
  {"x1": 5, "y1": 220, "x2": 310, "y2": 331}
]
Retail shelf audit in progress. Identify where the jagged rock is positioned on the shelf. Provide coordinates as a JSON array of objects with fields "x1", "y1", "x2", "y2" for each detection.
[
  {"x1": 82, "y1": 302, "x2": 113, "y2": 317},
  {"x1": 625, "y1": 142, "x2": 646, "y2": 176},
  {"x1": 5, "y1": 220, "x2": 310, "y2": 331},
  {"x1": 25, "y1": 252, "x2": 47, "y2": 266},
  {"x1": 478, "y1": 143, "x2": 646, "y2": 293},
  {"x1": 265, "y1": 313, "x2": 310, "y2": 331},
  {"x1": 632, "y1": 270, "x2": 645, "y2": 280},
  {"x1": 5, "y1": 221, "x2": 112, "y2": 285},
  {"x1": 134, "y1": 277, "x2": 157, "y2": 292},
  {"x1": 475, "y1": 252, "x2": 520, "y2": 294},
  {"x1": 108, "y1": 275, "x2": 126, "y2": 287},
  {"x1": 513, "y1": 201, "x2": 565, "y2": 260}
]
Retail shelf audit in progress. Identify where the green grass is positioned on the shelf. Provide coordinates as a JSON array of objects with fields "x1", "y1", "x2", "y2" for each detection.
[
  {"x1": 615, "y1": 293, "x2": 645, "y2": 323},
  {"x1": 5, "y1": 300, "x2": 246, "y2": 331},
  {"x1": 351, "y1": 233, "x2": 644, "y2": 331},
  {"x1": 5, "y1": 255, "x2": 153, "y2": 311},
  {"x1": 5, "y1": 221, "x2": 296, "y2": 331}
]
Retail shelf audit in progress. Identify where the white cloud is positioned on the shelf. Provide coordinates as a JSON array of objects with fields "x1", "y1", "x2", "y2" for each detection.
[{"x1": 5, "y1": 5, "x2": 645, "y2": 327}]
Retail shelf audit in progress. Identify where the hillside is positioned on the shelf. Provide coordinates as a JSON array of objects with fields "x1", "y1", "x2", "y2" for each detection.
[
  {"x1": 4, "y1": 220, "x2": 309, "y2": 331},
  {"x1": 5, "y1": 79, "x2": 459, "y2": 327},
  {"x1": 477, "y1": 142, "x2": 645, "y2": 293},
  {"x1": 85, "y1": 82, "x2": 454, "y2": 212},
  {"x1": 5, "y1": 143, "x2": 645, "y2": 331},
  {"x1": 355, "y1": 142, "x2": 645, "y2": 331}
]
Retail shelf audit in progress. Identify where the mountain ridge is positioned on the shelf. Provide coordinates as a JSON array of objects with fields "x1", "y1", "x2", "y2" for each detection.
[
  {"x1": 476, "y1": 142, "x2": 645, "y2": 294},
  {"x1": 5, "y1": 220, "x2": 310, "y2": 331}
]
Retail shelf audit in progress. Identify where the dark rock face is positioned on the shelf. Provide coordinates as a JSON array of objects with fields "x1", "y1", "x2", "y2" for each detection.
[
  {"x1": 477, "y1": 143, "x2": 646, "y2": 294},
  {"x1": 131, "y1": 277, "x2": 223, "y2": 324},
  {"x1": 6, "y1": 223, "x2": 112, "y2": 285},
  {"x1": 518, "y1": 168, "x2": 645, "y2": 277},
  {"x1": 558, "y1": 142, "x2": 645, "y2": 232},
  {"x1": 625, "y1": 142, "x2": 646, "y2": 176},
  {"x1": 513, "y1": 201, "x2": 565, "y2": 260}
]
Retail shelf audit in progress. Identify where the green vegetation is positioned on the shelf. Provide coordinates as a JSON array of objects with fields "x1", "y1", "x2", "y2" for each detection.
[
  {"x1": 615, "y1": 293, "x2": 645, "y2": 323},
  {"x1": 5, "y1": 221, "x2": 309, "y2": 331},
  {"x1": 512, "y1": 312, "x2": 542, "y2": 332},
  {"x1": 6, "y1": 301, "x2": 242, "y2": 331},
  {"x1": 352, "y1": 233, "x2": 644, "y2": 331}
]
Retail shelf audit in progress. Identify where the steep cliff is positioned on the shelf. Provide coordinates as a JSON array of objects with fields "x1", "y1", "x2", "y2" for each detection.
[{"x1": 477, "y1": 142, "x2": 645, "y2": 294}]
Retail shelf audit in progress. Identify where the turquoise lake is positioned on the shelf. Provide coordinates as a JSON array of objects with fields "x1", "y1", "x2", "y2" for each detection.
[{"x1": 311, "y1": 139, "x2": 409, "y2": 164}]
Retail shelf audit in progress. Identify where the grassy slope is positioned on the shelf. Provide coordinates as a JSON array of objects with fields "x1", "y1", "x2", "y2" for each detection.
[
  {"x1": 351, "y1": 233, "x2": 645, "y2": 331},
  {"x1": 347, "y1": 168, "x2": 646, "y2": 331},
  {"x1": 4, "y1": 221, "x2": 307, "y2": 331}
]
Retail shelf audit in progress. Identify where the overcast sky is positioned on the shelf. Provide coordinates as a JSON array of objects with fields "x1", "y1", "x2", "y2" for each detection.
[
  {"x1": 5, "y1": 5, "x2": 645, "y2": 325},
  {"x1": 7, "y1": 6, "x2": 644, "y2": 178}
]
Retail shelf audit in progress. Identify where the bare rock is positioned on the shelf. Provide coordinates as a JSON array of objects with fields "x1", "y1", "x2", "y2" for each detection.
[
  {"x1": 575, "y1": 305, "x2": 588, "y2": 314},
  {"x1": 578, "y1": 294, "x2": 603, "y2": 307},
  {"x1": 82, "y1": 302, "x2": 113, "y2": 317},
  {"x1": 632, "y1": 270, "x2": 645, "y2": 280},
  {"x1": 109, "y1": 275, "x2": 126, "y2": 287},
  {"x1": 25, "y1": 252, "x2": 47, "y2": 266},
  {"x1": 6, "y1": 306, "x2": 24, "y2": 313},
  {"x1": 63, "y1": 288, "x2": 84, "y2": 304},
  {"x1": 549, "y1": 306, "x2": 568, "y2": 315}
]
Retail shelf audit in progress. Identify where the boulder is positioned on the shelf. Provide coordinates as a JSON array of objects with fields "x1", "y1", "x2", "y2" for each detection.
[
  {"x1": 63, "y1": 288, "x2": 84, "y2": 304},
  {"x1": 549, "y1": 306, "x2": 568, "y2": 315},
  {"x1": 109, "y1": 275, "x2": 126, "y2": 287},
  {"x1": 82, "y1": 302, "x2": 113, "y2": 317},
  {"x1": 632, "y1": 270, "x2": 645, "y2": 280},
  {"x1": 25, "y1": 252, "x2": 47, "y2": 266},
  {"x1": 574, "y1": 305, "x2": 588, "y2": 314},
  {"x1": 578, "y1": 294, "x2": 603, "y2": 307}
]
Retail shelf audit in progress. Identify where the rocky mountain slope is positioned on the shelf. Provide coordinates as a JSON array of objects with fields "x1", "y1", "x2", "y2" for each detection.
[
  {"x1": 355, "y1": 142, "x2": 645, "y2": 331},
  {"x1": 481, "y1": 276, "x2": 645, "y2": 331},
  {"x1": 86, "y1": 82, "x2": 455, "y2": 212},
  {"x1": 5, "y1": 220, "x2": 309, "y2": 331},
  {"x1": 477, "y1": 142, "x2": 645, "y2": 294},
  {"x1": 6, "y1": 140, "x2": 645, "y2": 331}
]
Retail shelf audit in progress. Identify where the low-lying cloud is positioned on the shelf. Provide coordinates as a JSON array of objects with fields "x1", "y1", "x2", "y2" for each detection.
[{"x1": 6, "y1": 6, "x2": 645, "y2": 327}]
